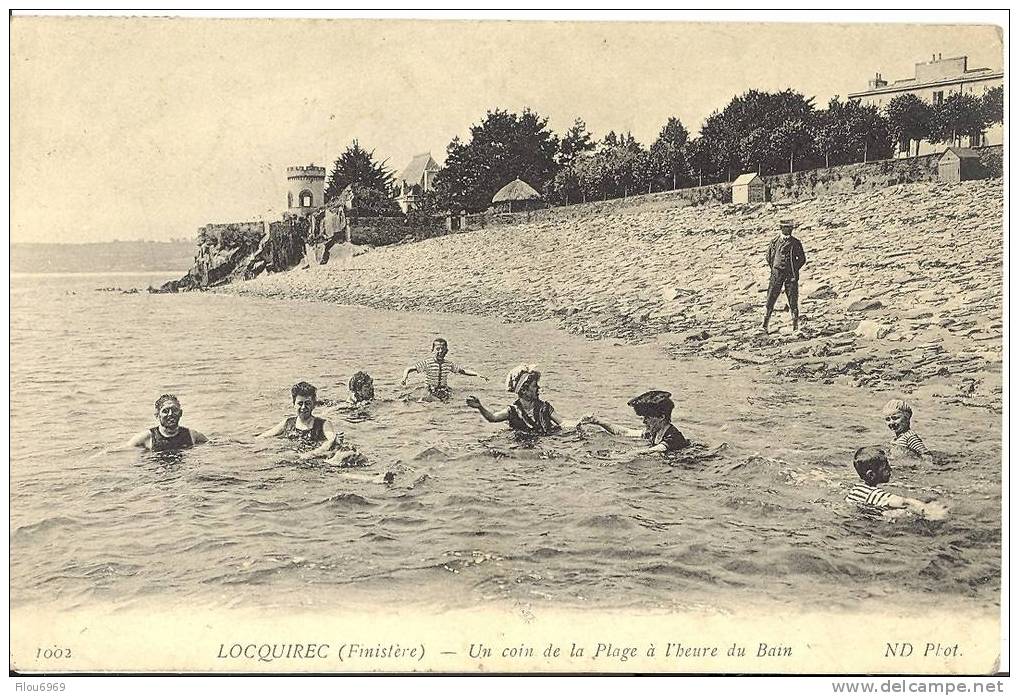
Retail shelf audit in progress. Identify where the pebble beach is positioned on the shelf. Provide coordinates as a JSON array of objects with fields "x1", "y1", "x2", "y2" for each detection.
[{"x1": 220, "y1": 177, "x2": 1003, "y2": 412}]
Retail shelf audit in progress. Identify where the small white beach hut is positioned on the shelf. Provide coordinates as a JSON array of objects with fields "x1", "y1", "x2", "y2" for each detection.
[{"x1": 732, "y1": 172, "x2": 766, "y2": 203}]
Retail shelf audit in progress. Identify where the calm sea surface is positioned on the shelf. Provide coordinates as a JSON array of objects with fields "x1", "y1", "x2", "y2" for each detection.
[{"x1": 10, "y1": 273, "x2": 1001, "y2": 614}]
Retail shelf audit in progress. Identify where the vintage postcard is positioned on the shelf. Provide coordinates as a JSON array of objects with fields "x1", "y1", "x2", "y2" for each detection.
[{"x1": 9, "y1": 12, "x2": 1006, "y2": 677}]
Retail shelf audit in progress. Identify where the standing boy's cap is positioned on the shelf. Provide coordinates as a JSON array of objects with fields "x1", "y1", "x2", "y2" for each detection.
[
  {"x1": 779, "y1": 218, "x2": 797, "y2": 228},
  {"x1": 627, "y1": 390, "x2": 673, "y2": 416}
]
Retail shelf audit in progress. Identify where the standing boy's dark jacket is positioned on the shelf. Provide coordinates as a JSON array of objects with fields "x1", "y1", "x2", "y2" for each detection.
[{"x1": 767, "y1": 235, "x2": 807, "y2": 279}]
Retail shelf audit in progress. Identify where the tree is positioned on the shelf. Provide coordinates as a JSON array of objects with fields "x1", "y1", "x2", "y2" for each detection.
[
  {"x1": 771, "y1": 119, "x2": 814, "y2": 173},
  {"x1": 814, "y1": 97, "x2": 852, "y2": 168},
  {"x1": 601, "y1": 143, "x2": 641, "y2": 198},
  {"x1": 432, "y1": 108, "x2": 559, "y2": 212},
  {"x1": 929, "y1": 92, "x2": 985, "y2": 147},
  {"x1": 543, "y1": 166, "x2": 579, "y2": 206},
  {"x1": 853, "y1": 101, "x2": 893, "y2": 162},
  {"x1": 650, "y1": 116, "x2": 690, "y2": 189},
  {"x1": 571, "y1": 131, "x2": 646, "y2": 200},
  {"x1": 324, "y1": 140, "x2": 394, "y2": 202},
  {"x1": 695, "y1": 89, "x2": 818, "y2": 176},
  {"x1": 981, "y1": 85, "x2": 1003, "y2": 126},
  {"x1": 685, "y1": 137, "x2": 712, "y2": 186},
  {"x1": 601, "y1": 130, "x2": 642, "y2": 152},
  {"x1": 557, "y1": 117, "x2": 595, "y2": 168},
  {"x1": 813, "y1": 97, "x2": 892, "y2": 166},
  {"x1": 344, "y1": 183, "x2": 402, "y2": 217},
  {"x1": 632, "y1": 149, "x2": 658, "y2": 194},
  {"x1": 885, "y1": 94, "x2": 932, "y2": 158}
]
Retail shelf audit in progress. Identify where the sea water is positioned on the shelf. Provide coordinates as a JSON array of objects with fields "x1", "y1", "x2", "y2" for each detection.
[{"x1": 9, "y1": 273, "x2": 1001, "y2": 614}]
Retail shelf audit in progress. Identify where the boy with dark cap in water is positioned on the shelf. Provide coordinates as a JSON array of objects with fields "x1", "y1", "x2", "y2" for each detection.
[
  {"x1": 846, "y1": 445, "x2": 946, "y2": 519},
  {"x1": 581, "y1": 390, "x2": 689, "y2": 455}
]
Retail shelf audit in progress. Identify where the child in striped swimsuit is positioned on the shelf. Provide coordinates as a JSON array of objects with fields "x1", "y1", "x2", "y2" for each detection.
[
  {"x1": 882, "y1": 399, "x2": 933, "y2": 462},
  {"x1": 845, "y1": 446, "x2": 946, "y2": 518},
  {"x1": 401, "y1": 337, "x2": 487, "y2": 400}
]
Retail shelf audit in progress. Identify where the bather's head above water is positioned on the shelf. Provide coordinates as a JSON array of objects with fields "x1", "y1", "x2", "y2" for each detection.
[
  {"x1": 506, "y1": 365, "x2": 541, "y2": 401},
  {"x1": 628, "y1": 390, "x2": 674, "y2": 432},
  {"x1": 348, "y1": 371, "x2": 375, "y2": 404},
  {"x1": 881, "y1": 399, "x2": 913, "y2": 435},
  {"x1": 290, "y1": 381, "x2": 318, "y2": 419},
  {"x1": 853, "y1": 445, "x2": 892, "y2": 486},
  {"x1": 154, "y1": 394, "x2": 183, "y2": 430},
  {"x1": 431, "y1": 338, "x2": 449, "y2": 362}
]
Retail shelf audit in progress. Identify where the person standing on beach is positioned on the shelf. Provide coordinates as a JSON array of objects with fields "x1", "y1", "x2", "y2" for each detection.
[
  {"x1": 401, "y1": 337, "x2": 487, "y2": 401},
  {"x1": 127, "y1": 394, "x2": 208, "y2": 452},
  {"x1": 762, "y1": 218, "x2": 807, "y2": 334}
]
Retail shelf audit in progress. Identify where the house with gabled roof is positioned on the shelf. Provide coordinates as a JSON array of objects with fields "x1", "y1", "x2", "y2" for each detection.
[{"x1": 394, "y1": 152, "x2": 440, "y2": 212}]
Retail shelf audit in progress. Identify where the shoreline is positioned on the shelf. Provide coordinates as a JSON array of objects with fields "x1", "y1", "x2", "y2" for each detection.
[{"x1": 215, "y1": 178, "x2": 1002, "y2": 413}]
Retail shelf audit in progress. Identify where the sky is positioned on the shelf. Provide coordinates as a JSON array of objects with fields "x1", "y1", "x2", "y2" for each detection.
[{"x1": 9, "y1": 12, "x2": 1005, "y2": 243}]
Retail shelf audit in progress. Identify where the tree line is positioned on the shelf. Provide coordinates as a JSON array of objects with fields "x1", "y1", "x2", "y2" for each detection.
[{"x1": 321, "y1": 85, "x2": 1003, "y2": 214}]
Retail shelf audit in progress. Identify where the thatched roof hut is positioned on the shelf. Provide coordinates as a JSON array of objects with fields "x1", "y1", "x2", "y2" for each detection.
[{"x1": 492, "y1": 178, "x2": 543, "y2": 213}]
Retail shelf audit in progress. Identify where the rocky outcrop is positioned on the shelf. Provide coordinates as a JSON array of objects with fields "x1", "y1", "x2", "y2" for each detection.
[
  {"x1": 218, "y1": 177, "x2": 1002, "y2": 411},
  {"x1": 156, "y1": 215, "x2": 324, "y2": 293}
]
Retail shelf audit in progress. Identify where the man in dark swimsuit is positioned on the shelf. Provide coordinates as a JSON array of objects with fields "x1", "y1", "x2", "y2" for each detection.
[{"x1": 128, "y1": 394, "x2": 208, "y2": 452}]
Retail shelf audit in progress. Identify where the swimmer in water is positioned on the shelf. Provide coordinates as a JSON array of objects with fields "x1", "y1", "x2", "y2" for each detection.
[
  {"x1": 401, "y1": 337, "x2": 487, "y2": 401},
  {"x1": 466, "y1": 364, "x2": 564, "y2": 434},
  {"x1": 882, "y1": 399, "x2": 933, "y2": 463},
  {"x1": 845, "y1": 445, "x2": 946, "y2": 519},
  {"x1": 347, "y1": 371, "x2": 375, "y2": 406},
  {"x1": 320, "y1": 371, "x2": 376, "y2": 415},
  {"x1": 127, "y1": 394, "x2": 208, "y2": 452},
  {"x1": 581, "y1": 390, "x2": 689, "y2": 456},
  {"x1": 258, "y1": 381, "x2": 360, "y2": 463}
]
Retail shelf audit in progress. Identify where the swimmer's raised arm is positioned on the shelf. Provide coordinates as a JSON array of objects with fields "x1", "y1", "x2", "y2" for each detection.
[
  {"x1": 126, "y1": 429, "x2": 153, "y2": 449},
  {"x1": 579, "y1": 415, "x2": 643, "y2": 438},
  {"x1": 257, "y1": 418, "x2": 288, "y2": 439},
  {"x1": 465, "y1": 396, "x2": 509, "y2": 423},
  {"x1": 190, "y1": 430, "x2": 209, "y2": 445},
  {"x1": 458, "y1": 366, "x2": 489, "y2": 382}
]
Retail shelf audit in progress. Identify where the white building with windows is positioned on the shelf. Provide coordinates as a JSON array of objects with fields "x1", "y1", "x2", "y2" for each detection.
[{"x1": 848, "y1": 54, "x2": 1002, "y2": 158}]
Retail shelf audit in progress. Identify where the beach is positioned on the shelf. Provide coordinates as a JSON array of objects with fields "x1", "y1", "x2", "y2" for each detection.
[{"x1": 220, "y1": 177, "x2": 1003, "y2": 414}]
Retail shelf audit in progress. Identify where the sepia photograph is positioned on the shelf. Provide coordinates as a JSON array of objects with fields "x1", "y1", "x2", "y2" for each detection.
[{"x1": 8, "y1": 10, "x2": 1007, "y2": 680}]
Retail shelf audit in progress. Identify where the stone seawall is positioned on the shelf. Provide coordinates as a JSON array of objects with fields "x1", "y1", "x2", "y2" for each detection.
[
  {"x1": 220, "y1": 177, "x2": 1003, "y2": 411},
  {"x1": 468, "y1": 146, "x2": 1003, "y2": 229}
]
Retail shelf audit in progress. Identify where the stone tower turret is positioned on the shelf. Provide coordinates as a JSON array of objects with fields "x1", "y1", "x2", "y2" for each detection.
[{"x1": 286, "y1": 164, "x2": 326, "y2": 214}]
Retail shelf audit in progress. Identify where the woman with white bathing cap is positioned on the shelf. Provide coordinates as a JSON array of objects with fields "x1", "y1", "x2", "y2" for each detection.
[{"x1": 465, "y1": 364, "x2": 564, "y2": 434}]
